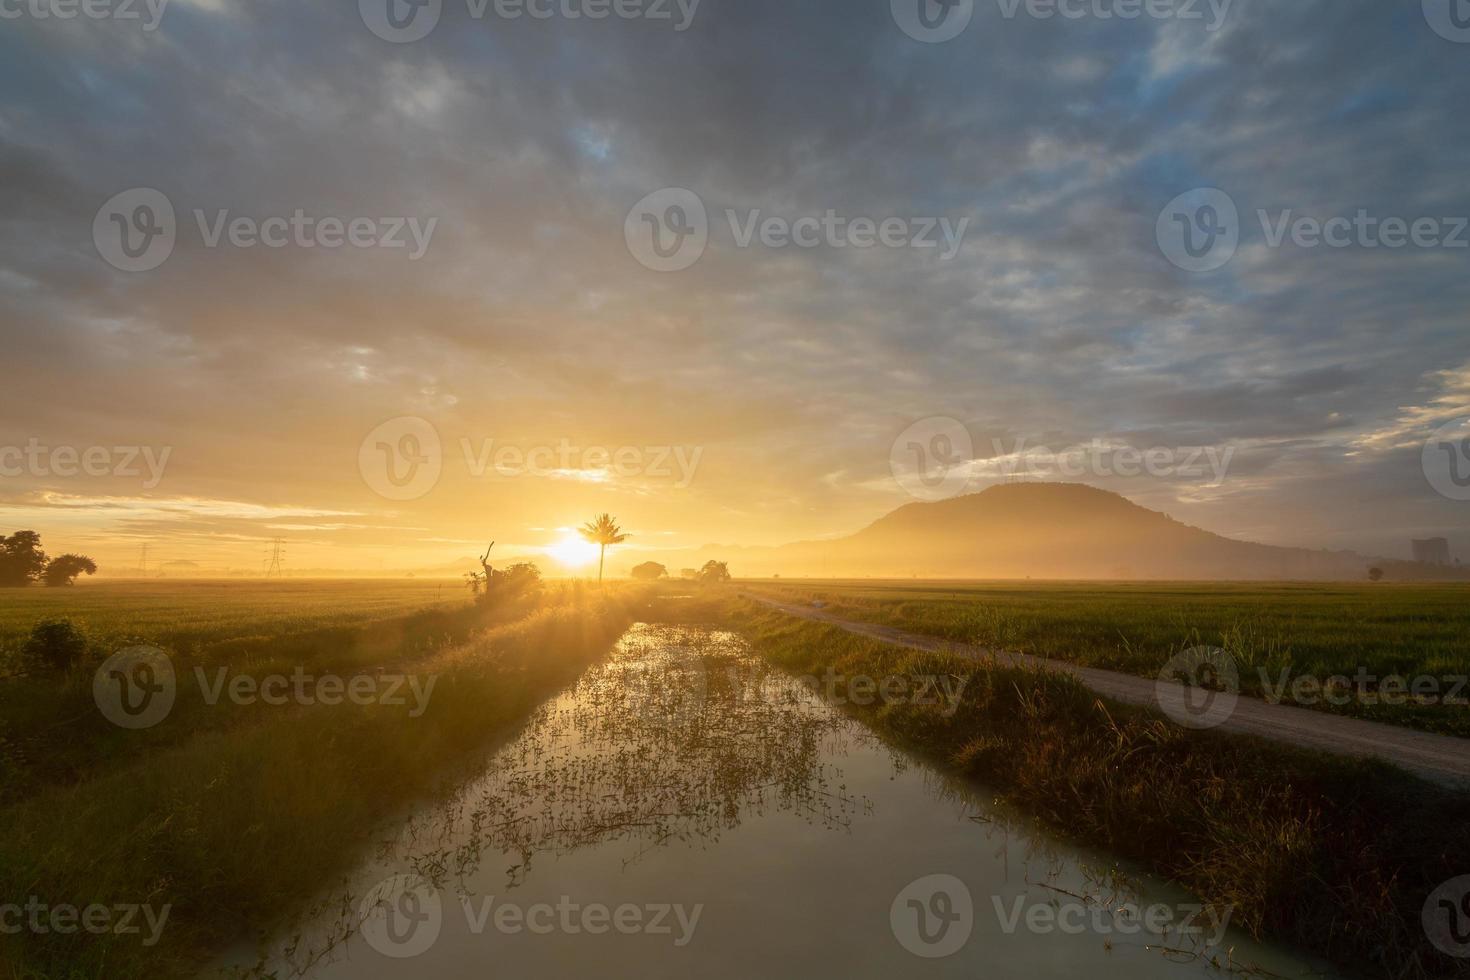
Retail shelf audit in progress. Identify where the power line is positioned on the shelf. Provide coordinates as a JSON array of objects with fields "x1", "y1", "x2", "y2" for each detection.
[{"x1": 264, "y1": 538, "x2": 286, "y2": 578}]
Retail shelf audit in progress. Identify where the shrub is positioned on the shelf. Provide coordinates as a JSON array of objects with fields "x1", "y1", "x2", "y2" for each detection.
[
  {"x1": 21, "y1": 618, "x2": 91, "y2": 673},
  {"x1": 697, "y1": 560, "x2": 732, "y2": 584}
]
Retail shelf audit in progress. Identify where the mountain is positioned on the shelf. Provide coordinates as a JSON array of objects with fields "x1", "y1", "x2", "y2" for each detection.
[{"x1": 697, "y1": 483, "x2": 1464, "y2": 581}]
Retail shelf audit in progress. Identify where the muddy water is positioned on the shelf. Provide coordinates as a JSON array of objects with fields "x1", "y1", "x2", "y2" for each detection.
[{"x1": 226, "y1": 624, "x2": 1339, "y2": 980}]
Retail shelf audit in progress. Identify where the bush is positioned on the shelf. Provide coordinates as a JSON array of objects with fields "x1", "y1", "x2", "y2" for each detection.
[
  {"x1": 21, "y1": 618, "x2": 91, "y2": 673},
  {"x1": 697, "y1": 560, "x2": 731, "y2": 584},
  {"x1": 469, "y1": 562, "x2": 544, "y2": 605}
]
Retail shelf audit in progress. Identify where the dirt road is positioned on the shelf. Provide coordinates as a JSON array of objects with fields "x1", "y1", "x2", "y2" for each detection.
[{"x1": 747, "y1": 595, "x2": 1470, "y2": 789}]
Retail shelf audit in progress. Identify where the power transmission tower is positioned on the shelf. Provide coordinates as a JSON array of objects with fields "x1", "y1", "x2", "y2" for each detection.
[
  {"x1": 264, "y1": 538, "x2": 286, "y2": 578},
  {"x1": 137, "y1": 542, "x2": 150, "y2": 577}
]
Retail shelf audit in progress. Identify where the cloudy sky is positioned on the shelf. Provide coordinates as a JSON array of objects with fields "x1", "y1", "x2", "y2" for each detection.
[{"x1": 1, "y1": 0, "x2": 1468, "y2": 574}]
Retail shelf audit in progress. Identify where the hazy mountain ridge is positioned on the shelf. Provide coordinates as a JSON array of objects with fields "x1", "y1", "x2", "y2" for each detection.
[{"x1": 695, "y1": 484, "x2": 1465, "y2": 581}]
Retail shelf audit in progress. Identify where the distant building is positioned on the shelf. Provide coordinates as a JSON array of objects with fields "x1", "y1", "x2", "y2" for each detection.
[
  {"x1": 1412, "y1": 538, "x2": 1452, "y2": 565},
  {"x1": 679, "y1": 568, "x2": 699, "y2": 580}
]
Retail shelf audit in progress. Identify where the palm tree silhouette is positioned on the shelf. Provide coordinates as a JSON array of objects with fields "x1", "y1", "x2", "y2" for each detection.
[{"x1": 579, "y1": 514, "x2": 628, "y2": 584}]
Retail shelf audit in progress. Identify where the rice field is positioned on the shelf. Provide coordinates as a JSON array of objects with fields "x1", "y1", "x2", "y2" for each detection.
[
  {"x1": 0, "y1": 579, "x2": 468, "y2": 663},
  {"x1": 741, "y1": 579, "x2": 1470, "y2": 734}
]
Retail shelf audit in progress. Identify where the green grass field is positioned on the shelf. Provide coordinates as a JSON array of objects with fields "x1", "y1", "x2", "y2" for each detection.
[
  {"x1": 742, "y1": 579, "x2": 1470, "y2": 735},
  {"x1": 0, "y1": 579, "x2": 657, "y2": 980},
  {"x1": 5, "y1": 578, "x2": 1469, "y2": 979},
  {"x1": 0, "y1": 580, "x2": 467, "y2": 666}
]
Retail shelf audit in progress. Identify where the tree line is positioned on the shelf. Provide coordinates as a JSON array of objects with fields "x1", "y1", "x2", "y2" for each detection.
[{"x1": 0, "y1": 531, "x2": 97, "y2": 587}]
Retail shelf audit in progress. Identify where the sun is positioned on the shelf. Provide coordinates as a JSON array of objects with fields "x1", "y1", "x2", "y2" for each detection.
[{"x1": 545, "y1": 532, "x2": 601, "y2": 569}]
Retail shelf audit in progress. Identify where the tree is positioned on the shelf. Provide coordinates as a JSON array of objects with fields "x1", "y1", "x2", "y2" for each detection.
[
  {"x1": 631, "y1": 561, "x2": 668, "y2": 581},
  {"x1": 44, "y1": 554, "x2": 98, "y2": 587},
  {"x1": 1368, "y1": 566, "x2": 1384, "y2": 582},
  {"x1": 578, "y1": 514, "x2": 628, "y2": 584},
  {"x1": 22, "y1": 618, "x2": 90, "y2": 672},
  {"x1": 467, "y1": 560, "x2": 542, "y2": 603},
  {"x1": 697, "y1": 560, "x2": 731, "y2": 584},
  {"x1": 0, "y1": 531, "x2": 48, "y2": 587}
]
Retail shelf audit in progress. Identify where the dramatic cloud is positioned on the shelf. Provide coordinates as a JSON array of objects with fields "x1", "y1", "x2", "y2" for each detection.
[{"x1": 1, "y1": 0, "x2": 1466, "y2": 571}]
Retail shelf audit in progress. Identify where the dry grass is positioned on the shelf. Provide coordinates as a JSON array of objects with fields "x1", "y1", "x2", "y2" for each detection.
[{"x1": 729, "y1": 598, "x2": 1470, "y2": 980}]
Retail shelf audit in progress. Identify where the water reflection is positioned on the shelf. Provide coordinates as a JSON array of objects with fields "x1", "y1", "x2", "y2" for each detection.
[
  {"x1": 397, "y1": 625, "x2": 870, "y2": 887},
  {"x1": 223, "y1": 624, "x2": 1338, "y2": 980}
]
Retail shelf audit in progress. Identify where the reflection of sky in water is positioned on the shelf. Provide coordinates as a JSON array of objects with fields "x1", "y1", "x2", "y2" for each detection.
[{"x1": 222, "y1": 625, "x2": 1341, "y2": 980}]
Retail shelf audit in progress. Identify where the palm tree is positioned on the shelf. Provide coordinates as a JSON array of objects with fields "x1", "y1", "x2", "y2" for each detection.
[{"x1": 579, "y1": 514, "x2": 628, "y2": 584}]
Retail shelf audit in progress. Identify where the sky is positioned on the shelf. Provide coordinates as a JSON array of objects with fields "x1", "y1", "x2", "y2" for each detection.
[{"x1": 1, "y1": 0, "x2": 1468, "y2": 575}]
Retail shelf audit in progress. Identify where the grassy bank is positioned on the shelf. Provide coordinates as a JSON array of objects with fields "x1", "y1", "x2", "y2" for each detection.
[
  {"x1": 0, "y1": 586, "x2": 645, "y2": 980},
  {"x1": 0, "y1": 580, "x2": 469, "y2": 661},
  {"x1": 726, "y1": 598, "x2": 1470, "y2": 980},
  {"x1": 0, "y1": 590, "x2": 538, "y2": 805},
  {"x1": 744, "y1": 580, "x2": 1470, "y2": 735}
]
